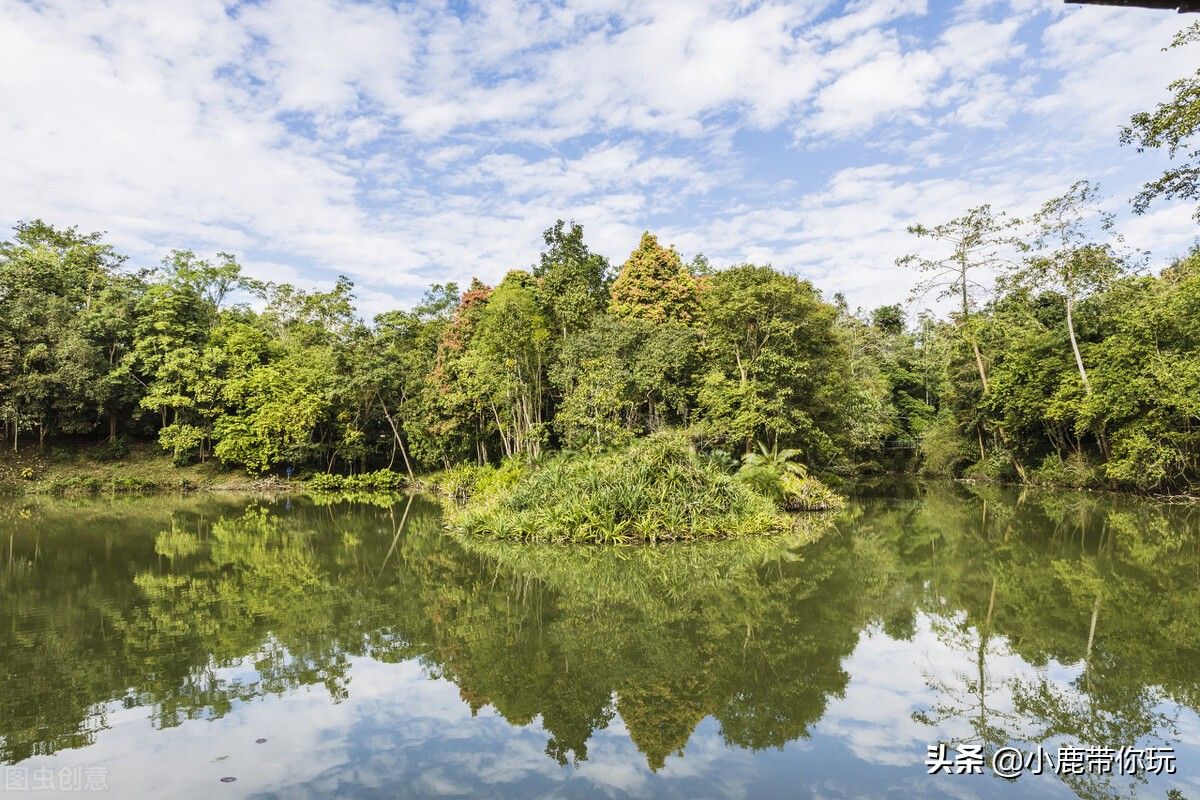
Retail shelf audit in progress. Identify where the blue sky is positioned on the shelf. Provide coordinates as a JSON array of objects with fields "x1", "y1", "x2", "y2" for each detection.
[{"x1": 2, "y1": 0, "x2": 1197, "y2": 316}]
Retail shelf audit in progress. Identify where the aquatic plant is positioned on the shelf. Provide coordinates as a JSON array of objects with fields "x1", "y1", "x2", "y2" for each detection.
[{"x1": 447, "y1": 431, "x2": 804, "y2": 543}]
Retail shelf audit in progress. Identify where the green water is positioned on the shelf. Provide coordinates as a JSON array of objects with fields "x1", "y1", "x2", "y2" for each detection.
[{"x1": 1, "y1": 483, "x2": 1197, "y2": 799}]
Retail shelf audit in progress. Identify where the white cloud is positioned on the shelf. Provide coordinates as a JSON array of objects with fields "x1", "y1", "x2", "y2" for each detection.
[{"x1": 1, "y1": 0, "x2": 1196, "y2": 314}]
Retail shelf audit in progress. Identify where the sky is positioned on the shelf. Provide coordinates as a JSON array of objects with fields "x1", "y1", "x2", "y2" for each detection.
[{"x1": 2, "y1": 0, "x2": 1198, "y2": 317}]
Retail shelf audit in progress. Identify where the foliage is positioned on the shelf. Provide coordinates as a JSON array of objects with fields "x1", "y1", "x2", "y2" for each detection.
[
  {"x1": 414, "y1": 461, "x2": 491, "y2": 500},
  {"x1": 3, "y1": 183, "x2": 1199, "y2": 498},
  {"x1": 697, "y1": 265, "x2": 852, "y2": 465},
  {"x1": 448, "y1": 431, "x2": 798, "y2": 543},
  {"x1": 1030, "y1": 452, "x2": 1098, "y2": 489},
  {"x1": 608, "y1": 232, "x2": 699, "y2": 324},
  {"x1": 918, "y1": 410, "x2": 974, "y2": 476},
  {"x1": 1121, "y1": 22, "x2": 1200, "y2": 220}
]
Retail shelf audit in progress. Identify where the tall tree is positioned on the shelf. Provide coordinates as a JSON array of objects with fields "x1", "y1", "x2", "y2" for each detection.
[
  {"x1": 897, "y1": 206, "x2": 1013, "y2": 394},
  {"x1": 461, "y1": 272, "x2": 552, "y2": 459},
  {"x1": 1014, "y1": 181, "x2": 1125, "y2": 397},
  {"x1": 609, "y1": 232, "x2": 698, "y2": 325},
  {"x1": 697, "y1": 265, "x2": 850, "y2": 462},
  {"x1": 1120, "y1": 22, "x2": 1200, "y2": 220},
  {"x1": 533, "y1": 220, "x2": 610, "y2": 337},
  {"x1": 0, "y1": 221, "x2": 126, "y2": 450}
]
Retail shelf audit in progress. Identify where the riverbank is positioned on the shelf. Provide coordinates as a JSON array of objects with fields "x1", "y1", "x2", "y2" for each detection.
[{"x1": 0, "y1": 443, "x2": 298, "y2": 496}]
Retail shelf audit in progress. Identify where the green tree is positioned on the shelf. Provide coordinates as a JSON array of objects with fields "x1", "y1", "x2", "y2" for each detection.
[
  {"x1": 897, "y1": 205, "x2": 1014, "y2": 394},
  {"x1": 0, "y1": 221, "x2": 128, "y2": 450},
  {"x1": 609, "y1": 232, "x2": 699, "y2": 324},
  {"x1": 1120, "y1": 22, "x2": 1200, "y2": 220},
  {"x1": 461, "y1": 272, "x2": 552, "y2": 459},
  {"x1": 533, "y1": 220, "x2": 610, "y2": 336},
  {"x1": 551, "y1": 315, "x2": 699, "y2": 450},
  {"x1": 697, "y1": 265, "x2": 850, "y2": 463},
  {"x1": 1012, "y1": 181, "x2": 1126, "y2": 397}
]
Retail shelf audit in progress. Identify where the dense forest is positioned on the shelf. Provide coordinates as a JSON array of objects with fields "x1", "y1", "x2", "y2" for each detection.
[
  {"x1": 2, "y1": 25, "x2": 1199, "y2": 494},
  {"x1": 0, "y1": 206, "x2": 1196, "y2": 493}
]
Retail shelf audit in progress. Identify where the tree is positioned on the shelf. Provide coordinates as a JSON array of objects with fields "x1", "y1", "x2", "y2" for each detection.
[
  {"x1": 0, "y1": 221, "x2": 128, "y2": 450},
  {"x1": 697, "y1": 265, "x2": 850, "y2": 463},
  {"x1": 461, "y1": 272, "x2": 552, "y2": 459},
  {"x1": 133, "y1": 251, "x2": 263, "y2": 462},
  {"x1": 1120, "y1": 22, "x2": 1200, "y2": 220},
  {"x1": 897, "y1": 205, "x2": 1014, "y2": 393},
  {"x1": 551, "y1": 315, "x2": 699, "y2": 450},
  {"x1": 533, "y1": 220, "x2": 610, "y2": 337},
  {"x1": 1012, "y1": 181, "x2": 1125, "y2": 397},
  {"x1": 609, "y1": 232, "x2": 698, "y2": 324},
  {"x1": 360, "y1": 284, "x2": 459, "y2": 476}
]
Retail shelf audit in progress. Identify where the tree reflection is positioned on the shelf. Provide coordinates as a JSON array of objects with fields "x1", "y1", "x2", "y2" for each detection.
[
  {"x1": 858, "y1": 483, "x2": 1200, "y2": 799},
  {"x1": 1, "y1": 486, "x2": 1198, "y2": 797}
]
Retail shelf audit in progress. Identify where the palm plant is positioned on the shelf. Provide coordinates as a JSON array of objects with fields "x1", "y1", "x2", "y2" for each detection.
[{"x1": 741, "y1": 441, "x2": 807, "y2": 478}]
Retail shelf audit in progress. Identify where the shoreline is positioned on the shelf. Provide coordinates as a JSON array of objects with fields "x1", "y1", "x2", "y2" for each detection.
[{"x1": 4, "y1": 446, "x2": 1196, "y2": 504}]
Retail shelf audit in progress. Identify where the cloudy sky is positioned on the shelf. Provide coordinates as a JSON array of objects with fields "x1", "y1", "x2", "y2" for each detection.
[{"x1": 2, "y1": 0, "x2": 1197, "y2": 316}]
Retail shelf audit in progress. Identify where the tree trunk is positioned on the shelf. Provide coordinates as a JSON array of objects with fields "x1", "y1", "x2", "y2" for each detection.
[
  {"x1": 1085, "y1": 593, "x2": 1101, "y2": 664},
  {"x1": 970, "y1": 336, "x2": 990, "y2": 392},
  {"x1": 958, "y1": 250, "x2": 990, "y2": 393},
  {"x1": 108, "y1": 413, "x2": 118, "y2": 443},
  {"x1": 1065, "y1": 296, "x2": 1092, "y2": 395},
  {"x1": 1084, "y1": 593, "x2": 1102, "y2": 690}
]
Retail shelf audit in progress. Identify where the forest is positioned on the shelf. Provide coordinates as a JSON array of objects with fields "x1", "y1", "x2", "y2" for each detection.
[
  {"x1": 2, "y1": 24, "x2": 1199, "y2": 496},
  {"x1": 0, "y1": 205, "x2": 1196, "y2": 494}
]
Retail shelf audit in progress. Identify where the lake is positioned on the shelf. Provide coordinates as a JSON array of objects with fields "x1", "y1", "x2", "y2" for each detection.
[{"x1": 2, "y1": 483, "x2": 1197, "y2": 799}]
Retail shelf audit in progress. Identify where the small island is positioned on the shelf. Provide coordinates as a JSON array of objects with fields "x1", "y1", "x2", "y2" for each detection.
[{"x1": 445, "y1": 431, "x2": 843, "y2": 544}]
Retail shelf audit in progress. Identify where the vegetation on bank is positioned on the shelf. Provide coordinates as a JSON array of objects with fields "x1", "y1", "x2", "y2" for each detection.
[
  {"x1": 446, "y1": 431, "x2": 841, "y2": 543},
  {"x1": 1, "y1": 29, "x2": 1198, "y2": 499},
  {"x1": 0, "y1": 442, "x2": 294, "y2": 496},
  {"x1": 305, "y1": 432, "x2": 845, "y2": 543}
]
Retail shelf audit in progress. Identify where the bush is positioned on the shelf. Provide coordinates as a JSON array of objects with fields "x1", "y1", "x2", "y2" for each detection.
[
  {"x1": 962, "y1": 449, "x2": 1019, "y2": 483},
  {"x1": 471, "y1": 458, "x2": 528, "y2": 497},
  {"x1": 342, "y1": 470, "x2": 405, "y2": 493},
  {"x1": 778, "y1": 472, "x2": 846, "y2": 511},
  {"x1": 919, "y1": 411, "x2": 973, "y2": 476},
  {"x1": 448, "y1": 431, "x2": 797, "y2": 543},
  {"x1": 734, "y1": 464, "x2": 844, "y2": 511},
  {"x1": 1031, "y1": 452, "x2": 1097, "y2": 489},
  {"x1": 424, "y1": 463, "x2": 489, "y2": 501},
  {"x1": 734, "y1": 463, "x2": 785, "y2": 505},
  {"x1": 94, "y1": 437, "x2": 130, "y2": 462},
  {"x1": 307, "y1": 472, "x2": 345, "y2": 493},
  {"x1": 307, "y1": 469, "x2": 407, "y2": 495}
]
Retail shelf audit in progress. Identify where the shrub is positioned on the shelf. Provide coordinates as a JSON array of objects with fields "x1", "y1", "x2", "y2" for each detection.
[
  {"x1": 94, "y1": 437, "x2": 130, "y2": 462},
  {"x1": 307, "y1": 469, "x2": 407, "y2": 495},
  {"x1": 448, "y1": 431, "x2": 800, "y2": 543},
  {"x1": 919, "y1": 411, "x2": 973, "y2": 476},
  {"x1": 962, "y1": 447, "x2": 1020, "y2": 484},
  {"x1": 1031, "y1": 452, "x2": 1098, "y2": 489},
  {"x1": 778, "y1": 472, "x2": 846, "y2": 511},
  {"x1": 307, "y1": 473, "x2": 346, "y2": 493},
  {"x1": 425, "y1": 463, "x2": 489, "y2": 501},
  {"x1": 343, "y1": 470, "x2": 405, "y2": 493},
  {"x1": 734, "y1": 464, "x2": 844, "y2": 511}
]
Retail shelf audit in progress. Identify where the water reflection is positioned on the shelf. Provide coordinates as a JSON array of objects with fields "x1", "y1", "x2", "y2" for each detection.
[{"x1": 1, "y1": 485, "x2": 1197, "y2": 798}]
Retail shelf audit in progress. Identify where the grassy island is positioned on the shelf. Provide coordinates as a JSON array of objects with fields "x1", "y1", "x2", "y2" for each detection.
[{"x1": 446, "y1": 431, "x2": 843, "y2": 544}]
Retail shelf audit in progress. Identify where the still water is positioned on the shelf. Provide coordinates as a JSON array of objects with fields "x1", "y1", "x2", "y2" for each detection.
[{"x1": 2, "y1": 483, "x2": 1198, "y2": 799}]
